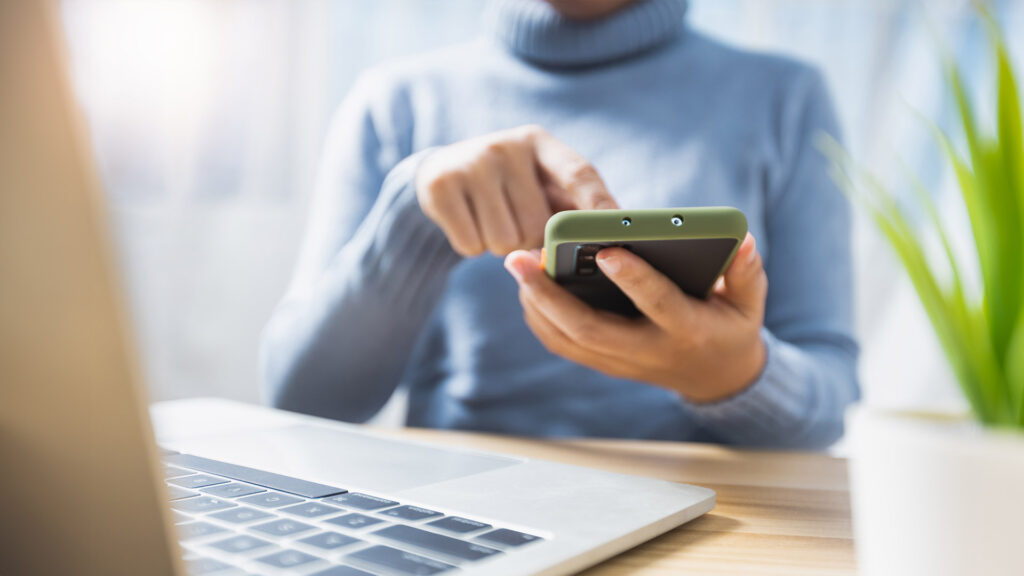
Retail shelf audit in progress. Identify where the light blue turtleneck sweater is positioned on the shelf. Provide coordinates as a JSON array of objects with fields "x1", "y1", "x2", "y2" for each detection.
[{"x1": 260, "y1": 0, "x2": 859, "y2": 449}]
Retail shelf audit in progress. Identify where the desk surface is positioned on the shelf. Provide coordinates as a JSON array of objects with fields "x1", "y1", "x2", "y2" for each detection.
[{"x1": 375, "y1": 427, "x2": 855, "y2": 575}]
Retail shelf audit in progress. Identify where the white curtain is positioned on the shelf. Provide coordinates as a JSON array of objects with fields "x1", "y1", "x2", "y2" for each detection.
[{"x1": 60, "y1": 0, "x2": 1023, "y2": 427}]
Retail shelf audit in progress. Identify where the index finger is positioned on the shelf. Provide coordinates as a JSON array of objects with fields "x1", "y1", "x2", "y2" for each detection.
[{"x1": 529, "y1": 127, "x2": 618, "y2": 210}]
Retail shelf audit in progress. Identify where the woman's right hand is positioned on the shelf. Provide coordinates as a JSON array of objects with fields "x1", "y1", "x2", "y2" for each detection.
[{"x1": 415, "y1": 125, "x2": 618, "y2": 257}]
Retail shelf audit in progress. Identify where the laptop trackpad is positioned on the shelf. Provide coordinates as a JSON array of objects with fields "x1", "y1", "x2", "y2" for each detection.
[{"x1": 177, "y1": 424, "x2": 521, "y2": 494}]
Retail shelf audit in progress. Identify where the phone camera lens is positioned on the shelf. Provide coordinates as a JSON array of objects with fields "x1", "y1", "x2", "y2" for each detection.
[
  {"x1": 621, "y1": 217, "x2": 631, "y2": 227},
  {"x1": 670, "y1": 215, "x2": 683, "y2": 227}
]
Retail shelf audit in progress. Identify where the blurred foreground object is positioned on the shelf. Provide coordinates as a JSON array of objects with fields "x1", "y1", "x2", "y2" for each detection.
[{"x1": 827, "y1": 8, "x2": 1024, "y2": 576}]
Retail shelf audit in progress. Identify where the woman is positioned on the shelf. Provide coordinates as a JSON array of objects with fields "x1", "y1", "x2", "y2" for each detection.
[{"x1": 261, "y1": 0, "x2": 859, "y2": 448}]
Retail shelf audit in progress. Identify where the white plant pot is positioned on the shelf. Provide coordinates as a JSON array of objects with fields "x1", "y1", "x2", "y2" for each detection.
[{"x1": 846, "y1": 405, "x2": 1024, "y2": 576}]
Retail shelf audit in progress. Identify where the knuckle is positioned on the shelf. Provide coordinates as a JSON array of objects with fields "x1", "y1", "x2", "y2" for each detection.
[
  {"x1": 616, "y1": 269, "x2": 647, "y2": 297},
  {"x1": 655, "y1": 281, "x2": 682, "y2": 309},
  {"x1": 427, "y1": 170, "x2": 465, "y2": 196},
  {"x1": 466, "y1": 161, "x2": 495, "y2": 187},
  {"x1": 480, "y1": 139, "x2": 513, "y2": 163},
  {"x1": 565, "y1": 160, "x2": 600, "y2": 185},
  {"x1": 647, "y1": 292, "x2": 674, "y2": 320},
  {"x1": 617, "y1": 267, "x2": 642, "y2": 291}
]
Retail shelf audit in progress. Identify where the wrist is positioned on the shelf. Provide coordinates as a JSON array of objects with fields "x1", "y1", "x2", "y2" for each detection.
[{"x1": 678, "y1": 332, "x2": 766, "y2": 404}]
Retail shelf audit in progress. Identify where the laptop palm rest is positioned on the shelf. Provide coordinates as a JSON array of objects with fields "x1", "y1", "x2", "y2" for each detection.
[{"x1": 166, "y1": 423, "x2": 521, "y2": 493}]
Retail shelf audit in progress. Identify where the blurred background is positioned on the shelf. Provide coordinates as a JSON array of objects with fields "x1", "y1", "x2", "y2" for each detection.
[{"x1": 59, "y1": 0, "x2": 1024, "y2": 431}]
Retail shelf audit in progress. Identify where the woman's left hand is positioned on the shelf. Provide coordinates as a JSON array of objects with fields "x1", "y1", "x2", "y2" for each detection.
[{"x1": 504, "y1": 233, "x2": 767, "y2": 403}]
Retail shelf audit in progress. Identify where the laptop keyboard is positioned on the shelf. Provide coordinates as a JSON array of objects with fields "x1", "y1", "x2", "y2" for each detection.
[{"x1": 162, "y1": 449, "x2": 543, "y2": 575}]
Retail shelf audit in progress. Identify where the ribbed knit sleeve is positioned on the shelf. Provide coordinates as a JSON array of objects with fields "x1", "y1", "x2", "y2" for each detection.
[{"x1": 260, "y1": 149, "x2": 460, "y2": 422}]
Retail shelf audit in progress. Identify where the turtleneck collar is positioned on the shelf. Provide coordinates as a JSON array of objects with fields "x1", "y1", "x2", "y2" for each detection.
[{"x1": 485, "y1": 0, "x2": 688, "y2": 68}]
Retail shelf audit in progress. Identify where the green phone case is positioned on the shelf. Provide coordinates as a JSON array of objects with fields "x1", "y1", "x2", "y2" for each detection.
[{"x1": 544, "y1": 207, "x2": 748, "y2": 315}]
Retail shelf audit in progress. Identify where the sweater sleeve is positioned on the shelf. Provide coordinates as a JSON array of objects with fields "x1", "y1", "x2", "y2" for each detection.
[
  {"x1": 259, "y1": 72, "x2": 460, "y2": 422},
  {"x1": 686, "y1": 67, "x2": 860, "y2": 449}
]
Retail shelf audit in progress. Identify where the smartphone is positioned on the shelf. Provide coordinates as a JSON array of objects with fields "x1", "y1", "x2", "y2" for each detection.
[{"x1": 543, "y1": 207, "x2": 748, "y2": 316}]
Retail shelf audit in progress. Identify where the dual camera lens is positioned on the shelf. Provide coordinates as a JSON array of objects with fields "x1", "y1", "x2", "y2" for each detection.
[{"x1": 619, "y1": 215, "x2": 684, "y2": 227}]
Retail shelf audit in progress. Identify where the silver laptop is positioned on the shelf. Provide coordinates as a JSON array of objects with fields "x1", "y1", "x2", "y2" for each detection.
[{"x1": 0, "y1": 2, "x2": 714, "y2": 575}]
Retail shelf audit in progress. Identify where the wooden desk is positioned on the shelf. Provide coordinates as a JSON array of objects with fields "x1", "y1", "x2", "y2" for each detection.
[{"x1": 376, "y1": 428, "x2": 855, "y2": 575}]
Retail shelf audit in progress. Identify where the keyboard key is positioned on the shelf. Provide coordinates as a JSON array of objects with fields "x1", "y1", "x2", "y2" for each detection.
[
  {"x1": 325, "y1": 513, "x2": 384, "y2": 530},
  {"x1": 168, "y1": 474, "x2": 229, "y2": 489},
  {"x1": 164, "y1": 465, "x2": 191, "y2": 478},
  {"x1": 172, "y1": 511, "x2": 190, "y2": 524},
  {"x1": 208, "y1": 534, "x2": 274, "y2": 554},
  {"x1": 374, "y1": 525, "x2": 501, "y2": 562},
  {"x1": 348, "y1": 545, "x2": 454, "y2": 575},
  {"x1": 166, "y1": 485, "x2": 198, "y2": 501},
  {"x1": 238, "y1": 492, "x2": 303, "y2": 509},
  {"x1": 256, "y1": 549, "x2": 320, "y2": 569},
  {"x1": 177, "y1": 521, "x2": 227, "y2": 541},
  {"x1": 208, "y1": 506, "x2": 273, "y2": 525},
  {"x1": 165, "y1": 453, "x2": 346, "y2": 498},
  {"x1": 381, "y1": 505, "x2": 441, "y2": 522},
  {"x1": 202, "y1": 482, "x2": 266, "y2": 499},
  {"x1": 171, "y1": 496, "x2": 236, "y2": 514},
  {"x1": 477, "y1": 528, "x2": 543, "y2": 547},
  {"x1": 186, "y1": 557, "x2": 233, "y2": 574},
  {"x1": 324, "y1": 493, "x2": 397, "y2": 511},
  {"x1": 299, "y1": 531, "x2": 360, "y2": 551},
  {"x1": 251, "y1": 518, "x2": 316, "y2": 537},
  {"x1": 281, "y1": 501, "x2": 342, "y2": 518},
  {"x1": 427, "y1": 516, "x2": 491, "y2": 534},
  {"x1": 310, "y1": 566, "x2": 376, "y2": 576}
]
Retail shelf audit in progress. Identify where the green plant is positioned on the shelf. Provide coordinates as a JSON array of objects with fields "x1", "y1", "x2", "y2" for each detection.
[{"x1": 821, "y1": 13, "x2": 1024, "y2": 428}]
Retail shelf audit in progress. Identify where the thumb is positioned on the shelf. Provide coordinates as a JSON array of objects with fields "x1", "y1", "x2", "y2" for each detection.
[
  {"x1": 718, "y1": 233, "x2": 767, "y2": 320},
  {"x1": 529, "y1": 127, "x2": 618, "y2": 210}
]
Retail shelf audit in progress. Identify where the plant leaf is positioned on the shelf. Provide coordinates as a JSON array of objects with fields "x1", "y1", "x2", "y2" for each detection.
[
  {"x1": 820, "y1": 8, "x2": 1024, "y2": 428},
  {"x1": 990, "y1": 17, "x2": 1024, "y2": 377},
  {"x1": 1008, "y1": 311, "x2": 1024, "y2": 424},
  {"x1": 899, "y1": 159, "x2": 965, "y2": 308}
]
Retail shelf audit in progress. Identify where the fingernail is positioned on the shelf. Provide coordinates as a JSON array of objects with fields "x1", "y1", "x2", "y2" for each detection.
[
  {"x1": 505, "y1": 253, "x2": 537, "y2": 284},
  {"x1": 503, "y1": 254, "x2": 523, "y2": 282},
  {"x1": 749, "y1": 244, "x2": 762, "y2": 266},
  {"x1": 596, "y1": 252, "x2": 620, "y2": 275}
]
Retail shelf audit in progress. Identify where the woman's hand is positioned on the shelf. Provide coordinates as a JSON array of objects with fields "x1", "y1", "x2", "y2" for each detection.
[
  {"x1": 504, "y1": 233, "x2": 768, "y2": 403},
  {"x1": 416, "y1": 125, "x2": 618, "y2": 256}
]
